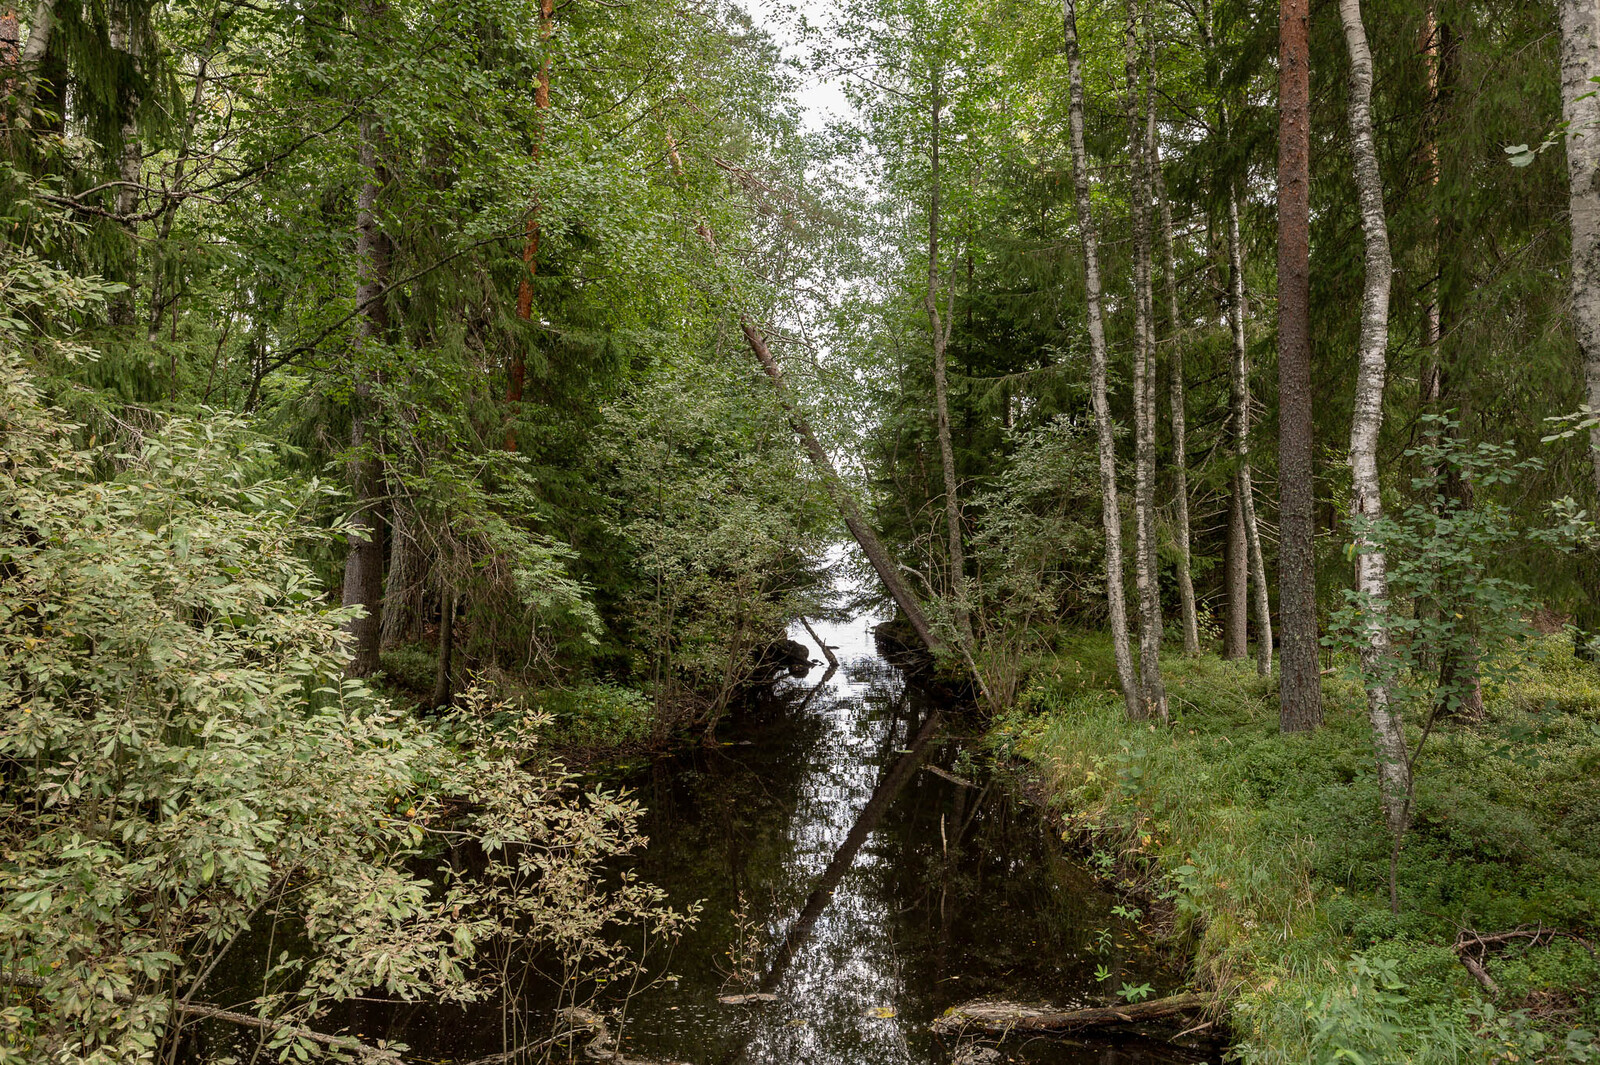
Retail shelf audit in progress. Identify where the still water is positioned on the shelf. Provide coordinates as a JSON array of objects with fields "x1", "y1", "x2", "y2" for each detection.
[
  {"x1": 594, "y1": 603, "x2": 1221, "y2": 1065},
  {"x1": 321, "y1": 583, "x2": 1222, "y2": 1065}
]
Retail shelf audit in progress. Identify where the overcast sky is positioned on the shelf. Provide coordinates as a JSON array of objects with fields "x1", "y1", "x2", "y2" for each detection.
[{"x1": 748, "y1": 0, "x2": 853, "y2": 134}]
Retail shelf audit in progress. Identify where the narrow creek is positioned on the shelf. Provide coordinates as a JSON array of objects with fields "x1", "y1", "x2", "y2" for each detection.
[
  {"x1": 599, "y1": 582, "x2": 1223, "y2": 1065},
  {"x1": 323, "y1": 566, "x2": 1224, "y2": 1065}
]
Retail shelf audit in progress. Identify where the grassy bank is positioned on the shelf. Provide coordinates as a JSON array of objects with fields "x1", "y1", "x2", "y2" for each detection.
[{"x1": 994, "y1": 635, "x2": 1600, "y2": 1064}]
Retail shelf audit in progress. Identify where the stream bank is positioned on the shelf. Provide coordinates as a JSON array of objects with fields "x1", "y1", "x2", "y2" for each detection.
[{"x1": 1001, "y1": 634, "x2": 1600, "y2": 1064}]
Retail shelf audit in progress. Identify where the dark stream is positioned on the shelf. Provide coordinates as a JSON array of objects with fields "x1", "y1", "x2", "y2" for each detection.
[
  {"x1": 597, "y1": 604, "x2": 1221, "y2": 1065},
  {"x1": 281, "y1": 575, "x2": 1222, "y2": 1065}
]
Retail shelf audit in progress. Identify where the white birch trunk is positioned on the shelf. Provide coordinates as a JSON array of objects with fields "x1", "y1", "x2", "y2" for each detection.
[
  {"x1": 1064, "y1": 0, "x2": 1141, "y2": 719},
  {"x1": 1562, "y1": 0, "x2": 1600, "y2": 498},
  {"x1": 107, "y1": 9, "x2": 142, "y2": 328},
  {"x1": 1341, "y1": 0, "x2": 1412, "y2": 867},
  {"x1": 14, "y1": 0, "x2": 54, "y2": 128},
  {"x1": 1226, "y1": 191, "x2": 1273, "y2": 676},
  {"x1": 1125, "y1": 0, "x2": 1167, "y2": 721},
  {"x1": 1150, "y1": 115, "x2": 1200, "y2": 656}
]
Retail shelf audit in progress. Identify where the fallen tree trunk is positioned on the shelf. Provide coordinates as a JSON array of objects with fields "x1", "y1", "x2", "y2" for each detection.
[
  {"x1": 930, "y1": 993, "x2": 1216, "y2": 1037},
  {"x1": 740, "y1": 321, "x2": 946, "y2": 656}
]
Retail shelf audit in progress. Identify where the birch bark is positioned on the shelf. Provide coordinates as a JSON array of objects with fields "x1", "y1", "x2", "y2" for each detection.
[
  {"x1": 149, "y1": 14, "x2": 222, "y2": 343},
  {"x1": 1562, "y1": 0, "x2": 1600, "y2": 663},
  {"x1": 107, "y1": 9, "x2": 142, "y2": 328},
  {"x1": 1341, "y1": 0, "x2": 1412, "y2": 902},
  {"x1": 1064, "y1": 0, "x2": 1140, "y2": 720},
  {"x1": 1150, "y1": 116, "x2": 1199, "y2": 656},
  {"x1": 1227, "y1": 191, "x2": 1273, "y2": 676},
  {"x1": 1563, "y1": 0, "x2": 1600, "y2": 499},
  {"x1": 13, "y1": 0, "x2": 52, "y2": 128},
  {"x1": 1125, "y1": 1, "x2": 1167, "y2": 721}
]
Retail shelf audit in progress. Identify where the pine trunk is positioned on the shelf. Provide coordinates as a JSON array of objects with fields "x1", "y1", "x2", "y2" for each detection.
[
  {"x1": 1151, "y1": 114, "x2": 1199, "y2": 656},
  {"x1": 1064, "y1": 0, "x2": 1141, "y2": 719},
  {"x1": 1276, "y1": 0, "x2": 1323, "y2": 731},
  {"x1": 1227, "y1": 191, "x2": 1273, "y2": 675},
  {"x1": 341, "y1": 9, "x2": 391, "y2": 679},
  {"x1": 1125, "y1": 1, "x2": 1167, "y2": 722},
  {"x1": 1, "y1": 11, "x2": 18, "y2": 114},
  {"x1": 505, "y1": 0, "x2": 555, "y2": 452},
  {"x1": 1341, "y1": 0, "x2": 1412, "y2": 905}
]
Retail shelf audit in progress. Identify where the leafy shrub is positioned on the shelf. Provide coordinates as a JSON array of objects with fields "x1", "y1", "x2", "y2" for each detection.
[
  {"x1": 379, "y1": 642, "x2": 440, "y2": 694},
  {"x1": 541, "y1": 683, "x2": 656, "y2": 747},
  {"x1": 0, "y1": 354, "x2": 689, "y2": 1063}
]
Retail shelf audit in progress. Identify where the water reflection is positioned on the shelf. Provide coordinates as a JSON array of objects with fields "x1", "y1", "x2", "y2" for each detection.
[
  {"x1": 294, "y1": 569, "x2": 1220, "y2": 1065},
  {"x1": 610, "y1": 604, "x2": 1219, "y2": 1065}
]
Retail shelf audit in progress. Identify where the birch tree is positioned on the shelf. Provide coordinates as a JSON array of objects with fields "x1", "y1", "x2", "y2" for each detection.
[
  {"x1": 1193, "y1": 0, "x2": 1268, "y2": 669},
  {"x1": 1341, "y1": 0, "x2": 1411, "y2": 911},
  {"x1": 1150, "y1": 114, "x2": 1200, "y2": 657},
  {"x1": 1064, "y1": 0, "x2": 1140, "y2": 720},
  {"x1": 1561, "y1": 0, "x2": 1600, "y2": 544},
  {"x1": 1125, "y1": 0, "x2": 1167, "y2": 721},
  {"x1": 1228, "y1": 191, "x2": 1273, "y2": 677},
  {"x1": 12, "y1": 0, "x2": 54, "y2": 129}
]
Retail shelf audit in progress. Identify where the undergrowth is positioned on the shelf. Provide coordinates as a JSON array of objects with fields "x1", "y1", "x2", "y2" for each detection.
[{"x1": 994, "y1": 633, "x2": 1600, "y2": 1064}]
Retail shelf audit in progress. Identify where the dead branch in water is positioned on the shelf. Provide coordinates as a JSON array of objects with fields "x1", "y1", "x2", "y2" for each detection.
[{"x1": 930, "y1": 992, "x2": 1216, "y2": 1037}]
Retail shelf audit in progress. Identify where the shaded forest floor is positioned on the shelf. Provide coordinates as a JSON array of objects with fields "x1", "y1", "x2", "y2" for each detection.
[{"x1": 994, "y1": 635, "x2": 1600, "y2": 1063}]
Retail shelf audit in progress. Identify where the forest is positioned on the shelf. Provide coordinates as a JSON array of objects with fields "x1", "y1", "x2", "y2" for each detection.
[{"x1": 2, "y1": 0, "x2": 1599, "y2": 1062}]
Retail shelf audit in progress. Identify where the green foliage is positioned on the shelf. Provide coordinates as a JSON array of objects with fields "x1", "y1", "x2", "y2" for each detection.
[
  {"x1": 592, "y1": 353, "x2": 832, "y2": 728},
  {"x1": 966, "y1": 416, "x2": 1103, "y2": 706},
  {"x1": 998, "y1": 636, "x2": 1600, "y2": 1063},
  {"x1": 6, "y1": 0, "x2": 824, "y2": 719},
  {"x1": 539, "y1": 683, "x2": 656, "y2": 749},
  {"x1": 0, "y1": 353, "x2": 688, "y2": 1062},
  {"x1": 1331, "y1": 422, "x2": 1555, "y2": 722}
]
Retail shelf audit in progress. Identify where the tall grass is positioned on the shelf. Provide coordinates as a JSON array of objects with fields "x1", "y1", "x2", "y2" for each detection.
[{"x1": 995, "y1": 635, "x2": 1600, "y2": 1063}]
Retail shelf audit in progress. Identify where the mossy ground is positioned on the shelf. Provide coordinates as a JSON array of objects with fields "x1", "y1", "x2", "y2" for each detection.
[{"x1": 994, "y1": 634, "x2": 1600, "y2": 1063}]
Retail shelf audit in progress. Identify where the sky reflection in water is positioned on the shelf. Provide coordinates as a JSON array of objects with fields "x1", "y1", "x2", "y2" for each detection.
[{"x1": 611, "y1": 593, "x2": 1220, "y2": 1065}]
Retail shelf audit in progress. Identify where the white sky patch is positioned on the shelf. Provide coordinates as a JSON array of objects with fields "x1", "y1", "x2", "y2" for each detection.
[{"x1": 747, "y1": 0, "x2": 853, "y2": 135}]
